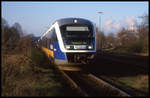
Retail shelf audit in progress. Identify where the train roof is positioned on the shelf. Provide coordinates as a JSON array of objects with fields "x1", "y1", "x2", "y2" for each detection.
[{"x1": 53, "y1": 17, "x2": 93, "y2": 26}]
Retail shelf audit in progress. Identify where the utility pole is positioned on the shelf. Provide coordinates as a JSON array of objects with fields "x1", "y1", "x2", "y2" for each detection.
[
  {"x1": 98, "y1": 11, "x2": 103, "y2": 32},
  {"x1": 98, "y1": 11, "x2": 103, "y2": 49}
]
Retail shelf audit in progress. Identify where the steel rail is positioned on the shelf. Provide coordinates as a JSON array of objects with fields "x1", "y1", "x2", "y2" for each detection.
[
  {"x1": 59, "y1": 70, "x2": 88, "y2": 96},
  {"x1": 88, "y1": 74, "x2": 131, "y2": 97}
]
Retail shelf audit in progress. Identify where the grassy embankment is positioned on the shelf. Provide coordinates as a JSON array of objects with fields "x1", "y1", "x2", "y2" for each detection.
[
  {"x1": 105, "y1": 46, "x2": 149, "y2": 56},
  {"x1": 2, "y1": 47, "x2": 80, "y2": 96},
  {"x1": 101, "y1": 74, "x2": 149, "y2": 96}
]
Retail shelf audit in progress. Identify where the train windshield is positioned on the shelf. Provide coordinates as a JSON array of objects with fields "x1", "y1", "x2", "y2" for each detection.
[{"x1": 60, "y1": 25, "x2": 94, "y2": 45}]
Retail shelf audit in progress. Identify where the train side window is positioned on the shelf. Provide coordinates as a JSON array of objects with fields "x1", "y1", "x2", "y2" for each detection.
[
  {"x1": 51, "y1": 28, "x2": 57, "y2": 41},
  {"x1": 46, "y1": 29, "x2": 53, "y2": 48},
  {"x1": 54, "y1": 29, "x2": 57, "y2": 41},
  {"x1": 47, "y1": 28, "x2": 54, "y2": 41},
  {"x1": 51, "y1": 29, "x2": 53, "y2": 41},
  {"x1": 45, "y1": 33, "x2": 49, "y2": 48},
  {"x1": 42, "y1": 36, "x2": 47, "y2": 48},
  {"x1": 44, "y1": 28, "x2": 57, "y2": 44},
  {"x1": 41, "y1": 38, "x2": 44, "y2": 47},
  {"x1": 46, "y1": 30, "x2": 52, "y2": 40},
  {"x1": 39, "y1": 39, "x2": 42, "y2": 46}
]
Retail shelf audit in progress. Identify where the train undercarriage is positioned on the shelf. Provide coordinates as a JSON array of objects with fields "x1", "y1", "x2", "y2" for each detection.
[{"x1": 66, "y1": 53, "x2": 95, "y2": 64}]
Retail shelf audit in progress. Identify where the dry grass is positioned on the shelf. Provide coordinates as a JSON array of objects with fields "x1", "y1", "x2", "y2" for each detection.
[
  {"x1": 1, "y1": 48, "x2": 79, "y2": 96},
  {"x1": 134, "y1": 53, "x2": 149, "y2": 56},
  {"x1": 2, "y1": 53, "x2": 35, "y2": 96},
  {"x1": 99, "y1": 72, "x2": 149, "y2": 96},
  {"x1": 118, "y1": 74, "x2": 148, "y2": 95},
  {"x1": 1, "y1": 34, "x2": 81, "y2": 96}
]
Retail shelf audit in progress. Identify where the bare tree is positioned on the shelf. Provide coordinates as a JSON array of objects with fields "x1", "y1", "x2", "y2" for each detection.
[
  {"x1": 6, "y1": 27, "x2": 20, "y2": 49},
  {"x1": 117, "y1": 28, "x2": 129, "y2": 47},
  {"x1": 12, "y1": 22, "x2": 24, "y2": 37},
  {"x1": 2, "y1": 18, "x2": 21, "y2": 51},
  {"x1": 16, "y1": 34, "x2": 34, "y2": 56},
  {"x1": 105, "y1": 33, "x2": 117, "y2": 48},
  {"x1": 117, "y1": 28, "x2": 138, "y2": 47},
  {"x1": 136, "y1": 13, "x2": 149, "y2": 52},
  {"x1": 2, "y1": 18, "x2": 9, "y2": 28}
]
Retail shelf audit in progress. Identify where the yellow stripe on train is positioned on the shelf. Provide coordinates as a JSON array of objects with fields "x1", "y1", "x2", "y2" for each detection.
[{"x1": 42, "y1": 47, "x2": 54, "y2": 58}]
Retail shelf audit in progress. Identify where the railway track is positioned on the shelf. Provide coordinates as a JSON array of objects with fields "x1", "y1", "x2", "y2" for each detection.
[
  {"x1": 54, "y1": 52, "x2": 148, "y2": 96},
  {"x1": 99, "y1": 56, "x2": 148, "y2": 70},
  {"x1": 95, "y1": 53, "x2": 148, "y2": 74},
  {"x1": 59, "y1": 70, "x2": 131, "y2": 96},
  {"x1": 97, "y1": 51, "x2": 148, "y2": 70}
]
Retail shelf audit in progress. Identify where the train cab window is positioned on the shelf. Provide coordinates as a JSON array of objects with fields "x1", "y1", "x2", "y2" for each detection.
[{"x1": 60, "y1": 24, "x2": 94, "y2": 45}]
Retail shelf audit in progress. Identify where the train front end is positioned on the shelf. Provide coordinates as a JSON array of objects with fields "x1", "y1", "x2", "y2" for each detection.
[{"x1": 55, "y1": 18, "x2": 96, "y2": 70}]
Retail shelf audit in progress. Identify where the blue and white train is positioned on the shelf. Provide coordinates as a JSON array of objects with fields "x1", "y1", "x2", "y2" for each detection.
[{"x1": 38, "y1": 18, "x2": 96, "y2": 70}]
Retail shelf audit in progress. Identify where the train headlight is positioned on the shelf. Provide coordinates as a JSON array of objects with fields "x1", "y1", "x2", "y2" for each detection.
[
  {"x1": 66, "y1": 45, "x2": 70, "y2": 49},
  {"x1": 74, "y1": 19, "x2": 77, "y2": 23},
  {"x1": 88, "y1": 45, "x2": 93, "y2": 49}
]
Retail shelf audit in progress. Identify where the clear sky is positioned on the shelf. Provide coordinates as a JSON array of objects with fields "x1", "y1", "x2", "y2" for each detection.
[{"x1": 2, "y1": 1, "x2": 148, "y2": 36}]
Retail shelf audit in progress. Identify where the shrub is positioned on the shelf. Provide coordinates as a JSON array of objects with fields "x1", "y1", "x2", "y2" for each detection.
[
  {"x1": 30, "y1": 48, "x2": 54, "y2": 69},
  {"x1": 126, "y1": 41, "x2": 144, "y2": 53},
  {"x1": 31, "y1": 48, "x2": 46, "y2": 65}
]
